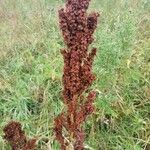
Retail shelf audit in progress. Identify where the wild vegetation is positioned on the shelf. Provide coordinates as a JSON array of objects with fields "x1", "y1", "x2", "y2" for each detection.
[
  {"x1": 54, "y1": 0, "x2": 99, "y2": 149},
  {"x1": 3, "y1": 121, "x2": 36, "y2": 150},
  {"x1": 0, "y1": 0, "x2": 150, "y2": 149}
]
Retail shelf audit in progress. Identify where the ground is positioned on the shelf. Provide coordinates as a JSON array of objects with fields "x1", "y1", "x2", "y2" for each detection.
[{"x1": 0, "y1": 0, "x2": 150, "y2": 149}]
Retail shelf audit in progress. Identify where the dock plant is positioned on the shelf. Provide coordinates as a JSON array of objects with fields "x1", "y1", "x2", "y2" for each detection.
[{"x1": 54, "y1": 0, "x2": 99, "y2": 149}]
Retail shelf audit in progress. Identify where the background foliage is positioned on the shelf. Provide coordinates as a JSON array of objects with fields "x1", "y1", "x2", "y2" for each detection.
[{"x1": 0, "y1": 0, "x2": 150, "y2": 149}]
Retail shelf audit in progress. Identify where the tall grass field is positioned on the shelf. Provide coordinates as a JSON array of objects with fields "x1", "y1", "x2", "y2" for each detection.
[{"x1": 0, "y1": 0, "x2": 150, "y2": 149}]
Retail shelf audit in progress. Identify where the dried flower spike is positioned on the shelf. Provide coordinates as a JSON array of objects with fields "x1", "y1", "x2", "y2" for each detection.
[
  {"x1": 3, "y1": 121, "x2": 36, "y2": 150},
  {"x1": 54, "y1": 0, "x2": 99, "y2": 149}
]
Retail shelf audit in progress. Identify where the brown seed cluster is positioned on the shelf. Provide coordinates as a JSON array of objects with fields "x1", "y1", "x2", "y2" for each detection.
[
  {"x1": 54, "y1": 0, "x2": 99, "y2": 149},
  {"x1": 3, "y1": 121, "x2": 36, "y2": 150}
]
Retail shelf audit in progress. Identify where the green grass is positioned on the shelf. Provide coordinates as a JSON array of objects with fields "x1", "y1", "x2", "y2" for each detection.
[{"x1": 0, "y1": 0, "x2": 150, "y2": 149}]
